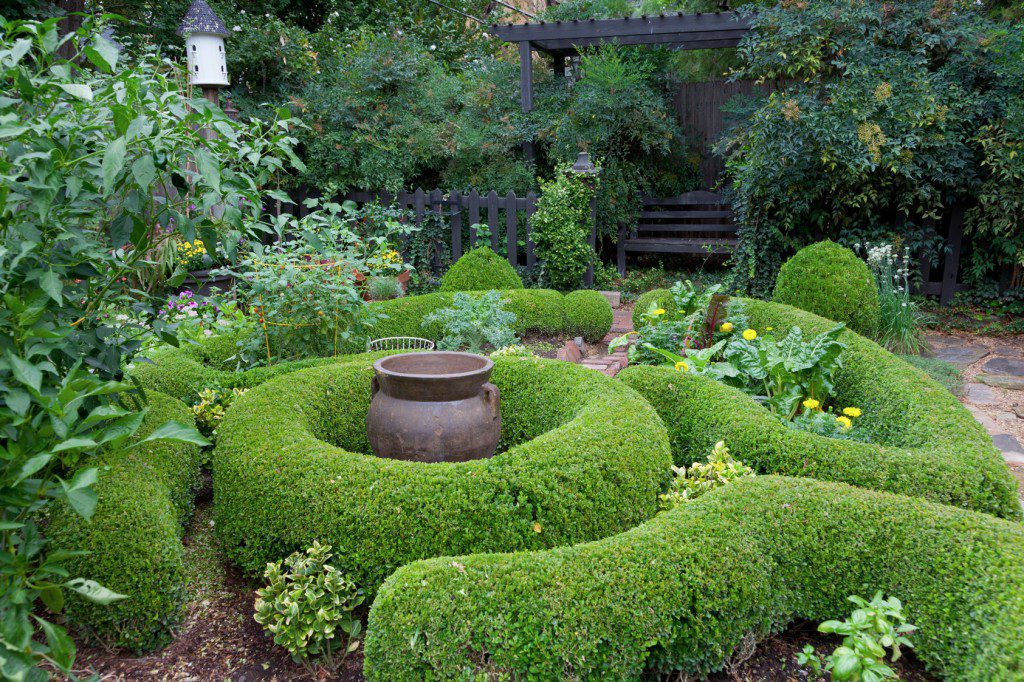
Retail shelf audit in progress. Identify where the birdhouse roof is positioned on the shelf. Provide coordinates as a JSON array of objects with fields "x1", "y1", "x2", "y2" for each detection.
[{"x1": 177, "y1": 0, "x2": 229, "y2": 37}]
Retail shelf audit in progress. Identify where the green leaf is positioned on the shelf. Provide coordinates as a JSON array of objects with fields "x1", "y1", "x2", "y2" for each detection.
[
  {"x1": 65, "y1": 578, "x2": 128, "y2": 605},
  {"x1": 52, "y1": 437, "x2": 98, "y2": 453},
  {"x1": 83, "y1": 34, "x2": 118, "y2": 73},
  {"x1": 193, "y1": 148, "x2": 221, "y2": 193},
  {"x1": 102, "y1": 136, "x2": 128, "y2": 195},
  {"x1": 39, "y1": 585, "x2": 65, "y2": 614},
  {"x1": 60, "y1": 467, "x2": 100, "y2": 519},
  {"x1": 137, "y1": 419, "x2": 211, "y2": 448},
  {"x1": 15, "y1": 452, "x2": 51, "y2": 484},
  {"x1": 56, "y1": 83, "x2": 93, "y2": 101},
  {"x1": 33, "y1": 616, "x2": 75, "y2": 673},
  {"x1": 38, "y1": 269, "x2": 63, "y2": 304},
  {"x1": 7, "y1": 352, "x2": 43, "y2": 392},
  {"x1": 131, "y1": 155, "x2": 157, "y2": 189}
]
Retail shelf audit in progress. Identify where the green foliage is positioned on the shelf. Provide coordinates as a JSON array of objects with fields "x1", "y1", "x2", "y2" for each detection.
[
  {"x1": 773, "y1": 242, "x2": 880, "y2": 336},
  {"x1": 805, "y1": 593, "x2": 917, "y2": 682},
  {"x1": 364, "y1": 475, "x2": 1024, "y2": 680},
  {"x1": 613, "y1": 281, "x2": 726, "y2": 364},
  {"x1": 213, "y1": 355, "x2": 672, "y2": 594},
  {"x1": 899, "y1": 355, "x2": 964, "y2": 398},
  {"x1": 191, "y1": 386, "x2": 248, "y2": 438},
  {"x1": 366, "y1": 275, "x2": 404, "y2": 301},
  {"x1": 619, "y1": 298, "x2": 1021, "y2": 520},
  {"x1": 562, "y1": 290, "x2": 613, "y2": 342},
  {"x1": 46, "y1": 392, "x2": 202, "y2": 653},
  {"x1": 254, "y1": 541, "x2": 365, "y2": 674},
  {"x1": 439, "y1": 247, "x2": 523, "y2": 292},
  {"x1": 0, "y1": 15, "x2": 284, "y2": 675},
  {"x1": 855, "y1": 242, "x2": 926, "y2": 354},
  {"x1": 531, "y1": 166, "x2": 598, "y2": 290},
  {"x1": 721, "y1": 0, "x2": 1024, "y2": 295},
  {"x1": 423, "y1": 291, "x2": 518, "y2": 353},
  {"x1": 658, "y1": 440, "x2": 754, "y2": 509}
]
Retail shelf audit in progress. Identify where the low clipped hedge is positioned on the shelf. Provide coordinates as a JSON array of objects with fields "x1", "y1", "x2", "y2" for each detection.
[
  {"x1": 46, "y1": 392, "x2": 202, "y2": 652},
  {"x1": 364, "y1": 476, "x2": 1024, "y2": 681},
  {"x1": 632, "y1": 287, "x2": 677, "y2": 328},
  {"x1": 213, "y1": 354, "x2": 671, "y2": 594},
  {"x1": 563, "y1": 290, "x2": 613, "y2": 342},
  {"x1": 439, "y1": 246, "x2": 524, "y2": 292},
  {"x1": 619, "y1": 298, "x2": 1020, "y2": 520},
  {"x1": 773, "y1": 241, "x2": 880, "y2": 336}
]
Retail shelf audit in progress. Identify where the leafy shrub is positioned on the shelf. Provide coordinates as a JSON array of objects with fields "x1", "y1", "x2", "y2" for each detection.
[
  {"x1": 191, "y1": 386, "x2": 248, "y2": 438},
  {"x1": 531, "y1": 166, "x2": 598, "y2": 290},
  {"x1": 619, "y1": 298, "x2": 1021, "y2": 520},
  {"x1": 365, "y1": 275, "x2": 404, "y2": 301},
  {"x1": 900, "y1": 355, "x2": 964, "y2": 398},
  {"x1": 439, "y1": 247, "x2": 523, "y2": 292},
  {"x1": 424, "y1": 291, "x2": 518, "y2": 353},
  {"x1": 658, "y1": 440, "x2": 754, "y2": 510},
  {"x1": 799, "y1": 592, "x2": 917, "y2": 682},
  {"x1": 773, "y1": 242, "x2": 880, "y2": 336},
  {"x1": 364, "y1": 476, "x2": 1024, "y2": 680},
  {"x1": 213, "y1": 355, "x2": 672, "y2": 594},
  {"x1": 254, "y1": 541, "x2": 365, "y2": 674},
  {"x1": 563, "y1": 290, "x2": 613, "y2": 342}
]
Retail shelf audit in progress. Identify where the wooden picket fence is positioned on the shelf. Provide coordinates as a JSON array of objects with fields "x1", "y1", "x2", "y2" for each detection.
[{"x1": 282, "y1": 186, "x2": 539, "y2": 269}]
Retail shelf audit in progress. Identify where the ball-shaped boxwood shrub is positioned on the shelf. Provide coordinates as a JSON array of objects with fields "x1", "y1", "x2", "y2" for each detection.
[
  {"x1": 563, "y1": 290, "x2": 613, "y2": 342},
  {"x1": 619, "y1": 298, "x2": 1020, "y2": 520},
  {"x1": 213, "y1": 355, "x2": 671, "y2": 594},
  {"x1": 365, "y1": 476, "x2": 1024, "y2": 681},
  {"x1": 438, "y1": 247, "x2": 524, "y2": 292},
  {"x1": 631, "y1": 288, "x2": 678, "y2": 329},
  {"x1": 46, "y1": 392, "x2": 201, "y2": 652},
  {"x1": 772, "y1": 241, "x2": 880, "y2": 335}
]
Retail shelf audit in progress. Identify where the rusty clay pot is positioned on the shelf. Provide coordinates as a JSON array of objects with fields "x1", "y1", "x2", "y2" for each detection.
[{"x1": 366, "y1": 352, "x2": 501, "y2": 463}]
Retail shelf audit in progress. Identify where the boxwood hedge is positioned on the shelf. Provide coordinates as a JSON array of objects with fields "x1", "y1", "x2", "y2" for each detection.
[
  {"x1": 364, "y1": 476, "x2": 1024, "y2": 681},
  {"x1": 46, "y1": 392, "x2": 202, "y2": 652},
  {"x1": 619, "y1": 298, "x2": 1020, "y2": 520},
  {"x1": 212, "y1": 355, "x2": 671, "y2": 594},
  {"x1": 563, "y1": 290, "x2": 614, "y2": 342},
  {"x1": 438, "y1": 246, "x2": 524, "y2": 292}
]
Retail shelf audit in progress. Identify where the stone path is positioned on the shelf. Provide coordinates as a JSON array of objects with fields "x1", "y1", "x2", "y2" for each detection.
[
  {"x1": 928, "y1": 333, "x2": 1024, "y2": 466},
  {"x1": 577, "y1": 308, "x2": 632, "y2": 377}
]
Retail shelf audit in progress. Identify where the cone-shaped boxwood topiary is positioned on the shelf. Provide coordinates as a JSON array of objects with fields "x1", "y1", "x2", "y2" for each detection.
[
  {"x1": 772, "y1": 241, "x2": 879, "y2": 335},
  {"x1": 364, "y1": 476, "x2": 1024, "y2": 681},
  {"x1": 563, "y1": 290, "x2": 614, "y2": 342},
  {"x1": 439, "y1": 247, "x2": 523, "y2": 292},
  {"x1": 770, "y1": 240, "x2": 876, "y2": 333},
  {"x1": 619, "y1": 298, "x2": 1020, "y2": 520},
  {"x1": 46, "y1": 392, "x2": 202, "y2": 652},
  {"x1": 213, "y1": 355, "x2": 671, "y2": 595}
]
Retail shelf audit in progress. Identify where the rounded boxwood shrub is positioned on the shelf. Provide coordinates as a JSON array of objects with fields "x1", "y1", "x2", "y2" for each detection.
[
  {"x1": 364, "y1": 476, "x2": 1024, "y2": 681},
  {"x1": 438, "y1": 247, "x2": 523, "y2": 292},
  {"x1": 46, "y1": 392, "x2": 202, "y2": 652},
  {"x1": 619, "y1": 298, "x2": 1020, "y2": 520},
  {"x1": 772, "y1": 241, "x2": 879, "y2": 335},
  {"x1": 563, "y1": 290, "x2": 613, "y2": 342},
  {"x1": 632, "y1": 288, "x2": 678, "y2": 329},
  {"x1": 213, "y1": 355, "x2": 671, "y2": 594}
]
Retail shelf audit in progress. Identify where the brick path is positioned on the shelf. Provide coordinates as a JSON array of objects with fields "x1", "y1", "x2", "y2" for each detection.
[{"x1": 580, "y1": 309, "x2": 633, "y2": 377}]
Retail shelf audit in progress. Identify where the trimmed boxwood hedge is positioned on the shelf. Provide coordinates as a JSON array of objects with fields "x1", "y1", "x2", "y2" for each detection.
[
  {"x1": 46, "y1": 392, "x2": 202, "y2": 652},
  {"x1": 619, "y1": 298, "x2": 1020, "y2": 520},
  {"x1": 563, "y1": 290, "x2": 614, "y2": 342},
  {"x1": 438, "y1": 246, "x2": 524, "y2": 292},
  {"x1": 773, "y1": 241, "x2": 880, "y2": 336},
  {"x1": 632, "y1": 287, "x2": 677, "y2": 328},
  {"x1": 212, "y1": 355, "x2": 671, "y2": 594},
  {"x1": 364, "y1": 475, "x2": 1024, "y2": 681}
]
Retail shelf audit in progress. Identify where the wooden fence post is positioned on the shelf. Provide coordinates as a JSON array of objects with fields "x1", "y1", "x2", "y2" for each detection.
[
  {"x1": 486, "y1": 190, "x2": 500, "y2": 252},
  {"x1": 525, "y1": 191, "x2": 537, "y2": 268},
  {"x1": 468, "y1": 190, "x2": 481, "y2": 247},
  {"x1": 450, "y1": 190, "x2": 462, "y2": 262},
  {"x1": 940, "y1": 204, "x2": 964, "y2": 306},
  {"x1": 506, "y1": 191, "x2": 518, "y2": 267}
]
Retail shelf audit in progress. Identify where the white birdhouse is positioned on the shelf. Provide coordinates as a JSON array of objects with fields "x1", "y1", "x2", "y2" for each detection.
[{"x1": 177, "y1": 0, "x2": 230, "y2": 87}]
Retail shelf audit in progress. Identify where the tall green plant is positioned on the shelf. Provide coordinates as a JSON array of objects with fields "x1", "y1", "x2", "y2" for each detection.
[
  {"x1": 531, "y1": 164, "x2": 598, "y2": 290},
  {"x1": 0, "y1": 14, "x2": 297, "y2": 677}
]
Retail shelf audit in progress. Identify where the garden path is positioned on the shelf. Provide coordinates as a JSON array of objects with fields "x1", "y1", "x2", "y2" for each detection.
[{"x1": 578, "y1": 308, "x2": 632, "y2": 376}]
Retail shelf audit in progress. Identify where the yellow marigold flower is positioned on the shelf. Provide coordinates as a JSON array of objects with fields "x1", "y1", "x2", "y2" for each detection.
[
  {"x1": 842, "y1": 407, "x2": 862, "y2": 418},
  {"x1": 742, "y1": 329, "x2": 757, "y2": 341},
  {"x1": 802, "y1": 398, "x2": 820, "y2": 410},
  {"x1": 720, "y1": 322, "x2": 734, "y2": 333},
  {"x1": 836, "y1": 416, "x2": 853, "y2": 430},
  {"x1": 652, "y1": 309, "x2": 666, "y2": 316},
  {"x1": 674, "y1": 361, "x2": 689, "y2": 372}
]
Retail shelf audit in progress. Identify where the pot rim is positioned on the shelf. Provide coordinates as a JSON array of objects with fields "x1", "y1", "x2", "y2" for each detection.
[{"x1": 373, "y1": 351, "x2": 493, "y2": 382}]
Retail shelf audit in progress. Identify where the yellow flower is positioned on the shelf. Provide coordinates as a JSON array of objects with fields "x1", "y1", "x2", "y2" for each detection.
[
  {"x1": 842, "y1": 407, "x2": 862, "y2": 418},
  {"x1": 674, "y1": 361, "x2": 689, "y2": 372},
  {"x1": 652, "y1": 309, "x2": 666, "y2": 316},
  {"x1": 742, "y1": 329, "x2": 757, "y2": 341},
  {"x1": 627, "y1": 331, "x2": 638, "y2": 336},
  {"x1": 836, "y1": 416, "x2": 853, "y2": 430},
  {"x1": 720, "y1": 322, "x2": 734, "y2": 333},
  {"x1": 766, "y1": 326, "x2": 773, "y2": 331},
  {"x1": 802, "y1": 398, "x2": 820, "y2": 410}
]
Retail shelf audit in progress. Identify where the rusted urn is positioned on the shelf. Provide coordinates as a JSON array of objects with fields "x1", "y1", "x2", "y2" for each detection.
[{"x1": 366, "y1": 352, "x2": 501, "y2": 463}]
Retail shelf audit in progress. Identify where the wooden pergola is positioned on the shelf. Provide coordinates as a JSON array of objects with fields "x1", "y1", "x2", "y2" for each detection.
[{"x1": 490, "y1": 11, "x2": 752, "y2": 161}]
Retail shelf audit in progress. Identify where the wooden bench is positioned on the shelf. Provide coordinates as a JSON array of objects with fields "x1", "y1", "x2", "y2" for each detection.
[{"x1": 617, "y1": 191, "x2": 738, "y2": 275}]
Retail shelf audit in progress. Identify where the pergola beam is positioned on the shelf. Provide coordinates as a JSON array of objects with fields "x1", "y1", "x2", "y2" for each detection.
[
  {"x1": 532, "y1": 29, "x2": 748, "y2": 53},
  {"x1": 491, "y1": 11, "x2": 749, "y2": 46}
]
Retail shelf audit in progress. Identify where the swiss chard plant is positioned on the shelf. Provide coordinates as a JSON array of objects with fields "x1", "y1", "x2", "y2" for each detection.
[{"x1": 0, "y1": 14, "x2": 297, "y2": 678}]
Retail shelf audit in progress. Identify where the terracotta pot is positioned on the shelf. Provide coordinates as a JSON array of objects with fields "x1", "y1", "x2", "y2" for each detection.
[{"x1": 366, "y1": 352, "x2": 501, "y2": 463}]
